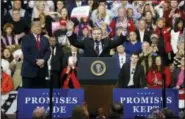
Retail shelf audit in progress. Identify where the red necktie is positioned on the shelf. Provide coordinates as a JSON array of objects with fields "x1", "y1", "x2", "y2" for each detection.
[{"x1": 36, "y1": 35, "x2": 40, "y2": 50}]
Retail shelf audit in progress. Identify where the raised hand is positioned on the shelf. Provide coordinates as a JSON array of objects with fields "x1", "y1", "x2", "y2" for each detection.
[{"x1": 66, "y1": 21, "x2": 74, "y2": 32}]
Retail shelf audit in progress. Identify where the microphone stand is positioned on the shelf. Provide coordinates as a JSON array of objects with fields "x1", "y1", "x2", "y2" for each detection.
[
  {"x1": 162, "y1": 74, "x2": 166, "y2": 108},
  {"x1": 49, "y1": 71, "x2": 53, "y2": 119}
]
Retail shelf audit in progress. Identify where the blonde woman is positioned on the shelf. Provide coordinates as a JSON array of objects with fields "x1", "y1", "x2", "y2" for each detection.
[
  {"x1": 31, "y1": 1, "x2": 57, "y2": 20},
  {"x1": 91, "y1": 4, "x2": 113, "y2": 25}
]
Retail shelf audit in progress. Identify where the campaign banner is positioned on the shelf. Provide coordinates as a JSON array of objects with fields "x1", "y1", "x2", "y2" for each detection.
[
  {"x1": 18, "y1": 89, "x2": 84, "y2": 119},
  {"x1": 71, "y1": 6, "x2": 90, "y2": 20},
  {"x1": 113, "y1": 88, "x2": 179, "y2": 118}
]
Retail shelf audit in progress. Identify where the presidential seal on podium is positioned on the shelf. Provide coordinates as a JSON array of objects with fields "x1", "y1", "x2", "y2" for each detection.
[{"x1": 90, "y1": 60, "x2": 106, "y2": 76}]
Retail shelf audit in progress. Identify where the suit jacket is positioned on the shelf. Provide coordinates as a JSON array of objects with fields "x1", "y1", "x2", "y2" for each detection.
[
  {"x1": 118, "y1": 63, "x2": 146, "y2": 88},
  {"x1": 21, "y1": 33, "x2": 50, "y2": 78},
  {"x1": 68, "y1": 33, "x2": 126, "y2": 57},
  {"x1": 112, "y1": 53, "x2": 130, "y2": 69},
  {"x1": 136, "y1": 29, "x2": 151, "y2": 43},
  {"x1": 50, "y1": 44, "x2": 64, "y2": 73}
]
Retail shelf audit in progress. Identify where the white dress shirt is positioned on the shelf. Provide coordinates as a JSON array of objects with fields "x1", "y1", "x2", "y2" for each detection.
[
  {"x1": 127, "y1": 66, "x2": 135, "y2": 86},
  {"x1": 139, "y1": 30, "x2": 145, "y2": 43},
  {"x1": 118, "y1": 53, "x2": 126, "y2": 68}
]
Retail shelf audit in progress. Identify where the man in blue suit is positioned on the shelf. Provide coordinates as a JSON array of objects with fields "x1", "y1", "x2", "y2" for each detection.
[
  {"x1": 113, "y1": 45, "x2": 130, "y2": 69},
  {"x1": 21, "y1": 19, "x2": 50, "y2": 88}
]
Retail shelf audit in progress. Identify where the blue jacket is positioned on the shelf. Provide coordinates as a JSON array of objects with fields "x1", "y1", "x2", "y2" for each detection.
[{"x1": 21, "y1": 34, "x2": 50, "y2": 78}]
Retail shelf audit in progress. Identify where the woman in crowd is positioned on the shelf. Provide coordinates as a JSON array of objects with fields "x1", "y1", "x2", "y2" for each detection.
[
  {"x1": 74, "y1": 17, "x2": 92, "y2": 37},
  {"x1": 10, "y1": 49, "x2": 23, "y2": 90},
  {"x1": 109, "y1": 7, "x2": 136, "y2": 38},
  {"x1": 61, "y1": 56, "x2": 80, "y2": 89},
  {"x1": 59, "y1": 7, "x2": 78, "y2": 26},
  {"x1": 1, "y1": 23, "x2": 21, "y2": 50},
  {"x1": 2, "y1": 48, "x2": 13, "y2": 63},
  {"x1": 153, "y1": 18, "x2": 173, "y2": 66},
  {"x1": 171, "y1": 18, "x2": 185, "y2": 54},
  {"x1": 144, "y1": 11, "x2": 156, "y2": 32},
  {"x1": 31, "y1": 1, "x2": 56, "y2": 20},
  {"x1": 173, "y1": 41, "x2": 184, "y2": 68},
  {"x1": 91, "y1": 4, "x2": 112, "y2": 26},
  {"x1": 142, "y1": 1, "x2": 157, "y2": 19},
  {"x1": 146, "y1": 56, "x2": 171, "y2": 88}
]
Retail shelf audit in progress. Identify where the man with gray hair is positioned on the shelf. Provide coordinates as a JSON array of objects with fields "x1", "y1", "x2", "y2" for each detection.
[{"x1": 32, "y1": 107, "x2": 46, "y2": 119}]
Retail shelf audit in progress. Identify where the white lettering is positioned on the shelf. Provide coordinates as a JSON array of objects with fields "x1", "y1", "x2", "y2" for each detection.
[
  {"x1": 25, "y1": 97, "x2": 31, "y2": 104},
  {"x1": 133, "y1": 106, "x2": 139, "y2": 112}
]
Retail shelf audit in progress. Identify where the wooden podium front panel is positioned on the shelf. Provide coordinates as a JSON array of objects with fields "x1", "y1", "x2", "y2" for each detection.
[{"x1": 81, "y1": 84, "x2": 116, "y2": 116}]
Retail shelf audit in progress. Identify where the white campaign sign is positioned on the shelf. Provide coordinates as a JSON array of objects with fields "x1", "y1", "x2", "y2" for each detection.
[{"x1": 71, "y1": 6, "x2": 90, "y2": 19}]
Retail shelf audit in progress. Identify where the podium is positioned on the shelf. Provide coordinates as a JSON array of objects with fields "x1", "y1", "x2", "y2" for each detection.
[{"x1": 78, "y1": 57, "x2": 119, "y2": 116}]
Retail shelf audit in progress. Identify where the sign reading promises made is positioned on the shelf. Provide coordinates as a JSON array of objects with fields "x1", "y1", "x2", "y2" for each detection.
[{"x1": 18, "y1": 89, "x2": 84, "y2": 119}]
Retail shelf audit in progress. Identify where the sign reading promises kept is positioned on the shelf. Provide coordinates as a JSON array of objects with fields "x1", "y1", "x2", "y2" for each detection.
[{"x1": 113, "y1": 88, "x2": 178, "y2": 118}]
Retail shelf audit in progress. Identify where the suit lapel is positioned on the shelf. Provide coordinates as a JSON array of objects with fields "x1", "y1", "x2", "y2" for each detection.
[
  {"x1": 133, "y1": 64, "x2": 139, "y2": 82},
  {"x1": 31, "y1": 34, "x2": 37, "y2": 48}
]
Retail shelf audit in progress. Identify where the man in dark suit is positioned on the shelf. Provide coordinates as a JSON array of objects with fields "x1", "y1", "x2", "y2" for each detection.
[
  {"x1": 135, "y1": 19, "x2": 151, "y2": 43},
  {"x1": 21, "y1": 19, "x2": 50, "y2": 88},
  {"x1": 118, "y1": 53, "x2": 147, "y2": 88},
  {"x1": 46, "y1": 36, "x2": 64, "y2": 88},
  {"x1": 66, "y1": 22, "x2": 127, "y2": 57},
  {"x1": 113, "y1": 45, "x2": 130, "y2": 69}
]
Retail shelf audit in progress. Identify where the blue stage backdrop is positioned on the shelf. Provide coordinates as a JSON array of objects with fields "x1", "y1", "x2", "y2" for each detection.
[
  {"x1": 18, "y1": 89, "x2": 84, "y2": 119},
  {"x1": 113, "y1": 88, "x2": 179, "y2": 118}
]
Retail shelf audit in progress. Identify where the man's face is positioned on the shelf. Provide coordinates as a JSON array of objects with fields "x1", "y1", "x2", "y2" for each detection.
[
  {"x1": 12, "y1": 10, "x2": 21, "y2": 22},
  {"x1": 142, "y1": 42, "x2": 150, "y2": 51},
  {"x1": 31, "y1": 22, "x2": 42, "y2": 35},
  {"x1": 116, "y1": 45, "x2": 124, "y2": 53},
  {"x1": 171, "y1": 1, "x2": 178, "y2": 8},
  {"x1": 49, "y1": 37, "x2": 56, "y2": 46},
  {"x1": 139, "y1": 20, "x2": 146, "y2": 30},
  {"x1": 129, "y1": 32, "x2": 137, "y2": 42},
  {"x1": 13, "y1": 0, "x2": 21, "y2": 10},
  {"x1": 118, "y1": 8, "x2": 126, "y2": 17},
  {"x1": 92, "y1": 29, "x2": 102, "y2": 41},
  {"x1": 131, "y1": 55, "x2": 139, "y2": 65}
]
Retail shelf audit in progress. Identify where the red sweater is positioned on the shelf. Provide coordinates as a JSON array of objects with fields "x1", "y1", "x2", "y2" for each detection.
[
  {"x1": 61, "y1": 67, "x2": 80, "y2": 89},
  {"x1": 109, "y1": 17, "x2": 136, "y2": 38},
  {"x1": 153, "y1": 27, "x2": 172, "y2": 53},
  {"x1": 146, "y1": 67, "x2": 171, "y2": 88},
  {"x1": 1, "y1": 72, "x2": 13, "y2": 94}
]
